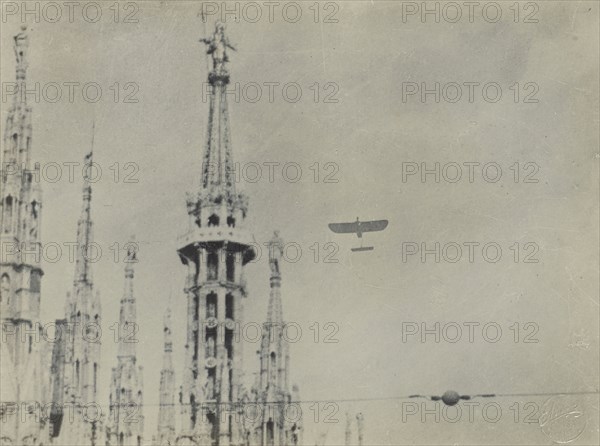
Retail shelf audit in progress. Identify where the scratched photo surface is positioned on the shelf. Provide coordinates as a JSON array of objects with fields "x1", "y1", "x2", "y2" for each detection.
[{"x1": 0, "y1": 1, "x2": 598, "y2": 445}]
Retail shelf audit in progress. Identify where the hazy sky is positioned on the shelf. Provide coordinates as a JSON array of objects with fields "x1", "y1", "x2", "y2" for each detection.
[{"x1": 1, "y1": 1, "x2": 599, "y2": 444}]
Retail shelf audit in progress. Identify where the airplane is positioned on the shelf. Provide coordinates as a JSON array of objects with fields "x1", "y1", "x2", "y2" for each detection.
[
  {"x1": 328, "y1": 217, "x2": 388, "y2": 252},
  {"x1": 409, "y1": 390, "x2": 496, "y2": 406}
]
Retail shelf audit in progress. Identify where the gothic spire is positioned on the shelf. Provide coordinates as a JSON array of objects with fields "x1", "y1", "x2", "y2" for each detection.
[
  {"x1": 14, "y1": 25, "x2": 29, "y2": 104},
  {"x1": 156, "y1": 306, "x2": 176, "y2": 445},
  {"x1": 162, "y1": 306, "x2": 173, "y2": 367},
  {"x1": 356, "y1": 413, "x2": 365, "y2": 446},
  {"x1": 2, "y1": 25, "x2": 34, "y2": 206},
  {"x1": 267, "y1": 230, "x2": 284, "y2": 321},
  {"x1": 118, "y1": 236, "x2": 138, "y2": 358},
  {"x1": 108, "y1": 239, "x2": 144, "y2": 445},
  {"x1": 73, "y1": 149, "x2": 94, "y2": 285},
  {"x1": 199, "y1": 22, "x2": 237, "y2": 199},
  {"x1": 259, "y1": 231, "x2": 288, "y2": 393}
]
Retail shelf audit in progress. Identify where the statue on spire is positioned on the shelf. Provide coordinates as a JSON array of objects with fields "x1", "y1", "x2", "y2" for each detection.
[
  {"x1": 200, "y1": 22, "x2": 236, "y2": 74},
  {"x1": 268, "y1": 230, "x2": 284, "y2": 277},
  {"x1": 126, "y1": 238, "x2": 138, "y2": 263},
  {"x1": 14, "y1": 25, "x2": 29, "y2": 64}
]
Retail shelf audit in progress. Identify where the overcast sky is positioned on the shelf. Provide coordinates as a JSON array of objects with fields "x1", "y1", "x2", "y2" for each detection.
[{"x1": 1, "y1": 1, "x2": 599, "y2": 444}]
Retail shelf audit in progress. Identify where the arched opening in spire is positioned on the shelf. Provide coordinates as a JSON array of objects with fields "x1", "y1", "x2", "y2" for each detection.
[
  {"x1": 207, "y1": 368, "x2": 216, "y2": 400},
  {"x1": 93, "y1": 363, "x2": 97, "y2": 394},
  {"x1": 190, "y1": 394, "x2": 196, "y2": 425},
  {"x1": 226, "y1": 252, "x2": 235, "y2": 282},
  {"x1": 75, "y1": 360, "x2": 80, "y2": 389},
  {"x1": 208, "y1": 214, "x2": 219, "y2": 227},
  {"x1": 31, "y1": 200, "x2": 38, "y2": 218},
  {"x1": 29, "y1": 200, "x2": 38, "y2": 238},
  {"x1": 207, "y1": 412, "x2": 217, "y2": 437},
  {"x1": 3, "y1": 196, "x2": 13, "y2": 233},
  {"x1": 206, "y1": 292, "x2": 217, "y2": 318},
  {"x1": 228, "y1": 368, "x2": 233, "y2": 401},
  {"x1": 270, "y1": 352, "x2": 277, "y2": 382},
  {"x1": 225, "y1": 293, "x2": 234, "y2": 319},
  {"x1": 207, "y1": 252, "x2": 218, "y2": 281},
  {"x1": 0, "y1": 274, "x2": 9, "y2": 306},
  {"x1": 227, "y1": 216, "x2": 235, "y2": 228},
  {"x1": 225, "y1": 321, "x2": 233, "y2": 360},
  {"x1": 266, "y1": 419, "x2": 274, "y2": 446}
]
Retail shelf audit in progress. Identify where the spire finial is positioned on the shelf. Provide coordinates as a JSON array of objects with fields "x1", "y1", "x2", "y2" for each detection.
[
  {"x1": 125, "y1": 235, "x2": 137, "y2": 276},
  {"x1": 83, "y1": 122, "x2": 94, "y2": 191},
  {"x1": 14, "y1": 25, "x2": 29, "y2": 80},
  {"x1": 13, "y1": 25, "x2": 29, "y2": 106},
  {"x1": 90, "y1": 120, "x2": 95, "y2": 153},
  {"x1": 200, "y1": 21, "x2": 236, "y2": 79},
  {"x1": 163, "y1": 306, "x2": 173, "y2": 353},
  {"x1": 268, "y1": 230, "x2": 284, "y2": 279}
]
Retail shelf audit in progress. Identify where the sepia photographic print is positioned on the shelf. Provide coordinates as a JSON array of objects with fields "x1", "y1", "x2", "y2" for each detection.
[{"x1": 0, "y1": 1, "x2": 599, "y2": 445}]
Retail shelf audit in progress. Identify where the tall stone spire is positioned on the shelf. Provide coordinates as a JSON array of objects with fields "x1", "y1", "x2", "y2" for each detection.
[
  {"x1": 356, "y1": 413, "x2": 365, "y2": 446},
  {"x1": 251, "y1": 231, "x2": 302, "y2": 445},
  {"x1": 1, "y1": 24, "x2": 42, "y2": 318},
  {"x1": 345, "y1": 413, "x2": 352, "y2": 446},
  {"x1": 177, "y1": 22, "x2": 256, "y2": 445},
  {"x1": 199, "y1": 21, "x2": 237, "y2": 198},
  {"x1": 74, "y1": 145, "x2": 94, "y2": 284},
  {"x1": 118, "y1": 239, "x2": 138, "y2": 358},
  {"x1": 2, "y1": 25, "x2": 33, "y2": 177},
  {"x1": 107, "y1": 237, "x2": 144, "y2": 446},
  {"x1": 260, "y1": 231, "x2": 287, "y2": 395},
  {"x1": 0, "y1": 25, "x2": 48, "y2": 446},
  {"x1": 187, "y1": 22, "x2": 248, "y2": 230},
  {"x1": 50, "y1": 149, "x2": 102, "y2": 445},
  {"x1": 155, "y1": 307, "x2": 176, "y2": 445}
]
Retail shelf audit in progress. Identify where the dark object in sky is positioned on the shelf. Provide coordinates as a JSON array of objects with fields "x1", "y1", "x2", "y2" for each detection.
[
  {"x1": 410, "y1": 391, "x2": 497, "y2": 406},
  {"x1": 328, "y1": 217, "x2": 388, "y2": 252}
]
